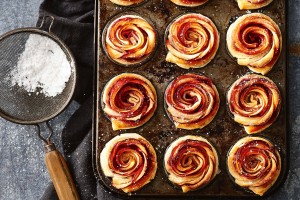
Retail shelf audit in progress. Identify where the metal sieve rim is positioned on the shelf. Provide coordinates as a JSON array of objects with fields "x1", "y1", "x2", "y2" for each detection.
[{"x1": 0, "y1": 27, "x2": 77, "y2": 125}]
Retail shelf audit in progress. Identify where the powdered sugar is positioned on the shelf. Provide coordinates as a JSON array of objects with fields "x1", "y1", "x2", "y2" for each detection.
[{"x1": 9, "y1": 34, "x2": 72, "y2": 97}]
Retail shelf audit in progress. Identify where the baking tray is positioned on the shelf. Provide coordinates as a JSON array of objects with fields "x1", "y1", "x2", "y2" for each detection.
[{"x1": 92, "y1": 0, "x2": 288, "y2": 198}]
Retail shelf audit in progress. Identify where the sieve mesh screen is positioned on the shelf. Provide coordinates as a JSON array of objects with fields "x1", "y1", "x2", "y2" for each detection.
[{"x1": 0, "y1": 30, "x2": 76, "y2": 124}]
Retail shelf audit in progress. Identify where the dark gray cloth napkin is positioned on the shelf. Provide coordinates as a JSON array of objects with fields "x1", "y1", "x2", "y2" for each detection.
[{"x1": 37, "y1": 0, "x2": 103, "y2": 199}]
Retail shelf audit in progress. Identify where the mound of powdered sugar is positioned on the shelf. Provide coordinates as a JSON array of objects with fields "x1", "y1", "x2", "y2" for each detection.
[{"x1": 9, "y1": 34, "x2": 72, "y2": 97}]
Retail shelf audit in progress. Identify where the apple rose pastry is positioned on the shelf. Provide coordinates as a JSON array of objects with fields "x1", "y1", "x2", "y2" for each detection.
[
  {"x1": 227, "y1": 74, "x2": 281, "y2": 134},
  {"x1": 164, "y1": 135, "x2": 219, "y2": 192},
  {"x1": 100, "y1": 133, "x2": 157, "y2": 193},
  {"x1": 166, "y1": 13, "x2": 220, "y2": 69},
  {"x1": 227, "y1": 136, "x2": 281, "y2": 196},
  {"x1": 105, "y1": 15, "x2": 156, "y2": 66},
  {"x1": 169, "y1": 0, "x2": 208, "y2": 7},
  {"x1": 236, "y1": 0, "x2": 273, "y2": 10},
  {"x1": 165, "y1": 74, "x2": 219, "y2": 130},
  {"x1": 109, "y1": 0, "x2": 144, "y2": 6},
  {"x1": 227, "y1": 13, "x2": 282, "y2": 75},
  {"x1": 102, "y1": 73, "x2": 157, "y2": 130}
]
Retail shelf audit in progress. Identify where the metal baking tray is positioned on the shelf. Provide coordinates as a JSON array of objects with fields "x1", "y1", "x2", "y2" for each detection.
[{"x1": 92, "y1": 0, "x2": 288, "y2": 198}]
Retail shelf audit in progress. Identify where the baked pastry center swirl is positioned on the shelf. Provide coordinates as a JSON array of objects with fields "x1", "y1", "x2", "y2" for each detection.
[
  {"x1": 102, "y1": 73, "x2": 157, "y2": 130},
  {"x1": 166, "y1": 13, "x2": 220, "y2": 69},
  {"x1": 164, "y1": 135, "x2": 219, "y2": 192},
  {"x1": 227, "y1": 136, "x2": 281, "y2": 196},
  {"x1": 227, "y1": 13, "x2": 282, "y2": 75},
  {"x1": 227, "y1": 74, "x2": 281, "y2": 134},
  {"x1": 100, "y1": 133, "x2": 157, "y2": 193},
  {"x1": 105, "y1": 15, "x2": 156, "y2": 66},
  {"x1": 165, "y1": 73, "x2": 219, "y2": 130}
]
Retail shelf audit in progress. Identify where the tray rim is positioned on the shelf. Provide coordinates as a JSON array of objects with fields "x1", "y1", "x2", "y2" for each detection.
[{"x1": 92, "y1": 0, "x2": 290, "y2": 198}]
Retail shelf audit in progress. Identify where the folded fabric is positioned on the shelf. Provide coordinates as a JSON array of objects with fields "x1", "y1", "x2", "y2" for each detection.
[{"x1": 38, "y1": 0, "x2": 99, "y2": 199}]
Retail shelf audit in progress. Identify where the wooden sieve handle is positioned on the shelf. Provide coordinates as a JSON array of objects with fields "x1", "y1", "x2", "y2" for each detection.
[{"x1": 45, "y1": 144, "x2": 80, "y2": 200}]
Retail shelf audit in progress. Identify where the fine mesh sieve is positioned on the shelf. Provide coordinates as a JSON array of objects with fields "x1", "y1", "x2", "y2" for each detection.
[
  {"x1": 0, "y1": 16, "x2": 80, "y2": 200},
  {"x1": 0, "y1": 29, "x2": 76, "y2": 124}
]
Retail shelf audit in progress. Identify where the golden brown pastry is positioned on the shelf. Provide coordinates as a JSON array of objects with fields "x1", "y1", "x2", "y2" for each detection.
[
  {"x1": 169, "y1": 0, "x2": 208, "y2": 7},
  {"x1": 227, "y1": 74, "x2": 281, "y2": 134},
  {"x1": 227, "y1": 13, "x2": 282, "y2": 75},
  {"x1": 109, "y1": 0, "x2": 144, "y2": 6},
  {"x1": 105, "y1": 15, "x2": 156, "y2": 66},
  {"x1": 165, "y1": 73, "x2": 219, "y2": 130},
  {"x1": 227, "y1": 136, "x2": 281, "y2": 196},
  {"x1": 102, "y1": 73, "x2": 157, "y2": 130},
  {"x1": 236, "y1": 0, "x2": 273, "y2": 10},
  {"x1": 100, "y1": 133, "x2": 157, "y2": 193},
  {"x1": 166, "y1": 13, "x2": 219, "y2": 69},
  {"x1": 164, "y1": 135, "x2": 219, "y2": 192}
]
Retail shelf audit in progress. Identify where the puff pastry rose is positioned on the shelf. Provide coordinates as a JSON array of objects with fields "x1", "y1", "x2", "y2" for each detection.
[
  {"x1": 165, "y1": 74, "x2": 219, "y2": 130},
  {"x1": 169, "y1": 0, "x2": 208, "y2": 7},
  {"x1": 236, "y1": 0, "x2": 273, "y2": 10},
  {"x1": 227, "y1": 136, "x2": 281, "y2": 196},
  {"x1": 227, "y1": 74, "x2": 281, "y2": 134},
  {"x1": 109, "y1": 0, "x2": 144, "y2": 6},
  {"x1": 102, "y1": 73, "x2": 157, "y2": 130},
  {"x1": 166, "y1": 13, "x2": 220, "y2": 69},
  {"x1": 105, "y1": 15, "x2": 156, "y2": 66},
  {"x1": 164, "y1": 135, "x2": 219, "y2": 192},
  {"x1": 100, "y1": 133, "x2": 157, "y2": 193},
  {"x1": 227, "y1": 13, "x2": 282, "y2": 75}
]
